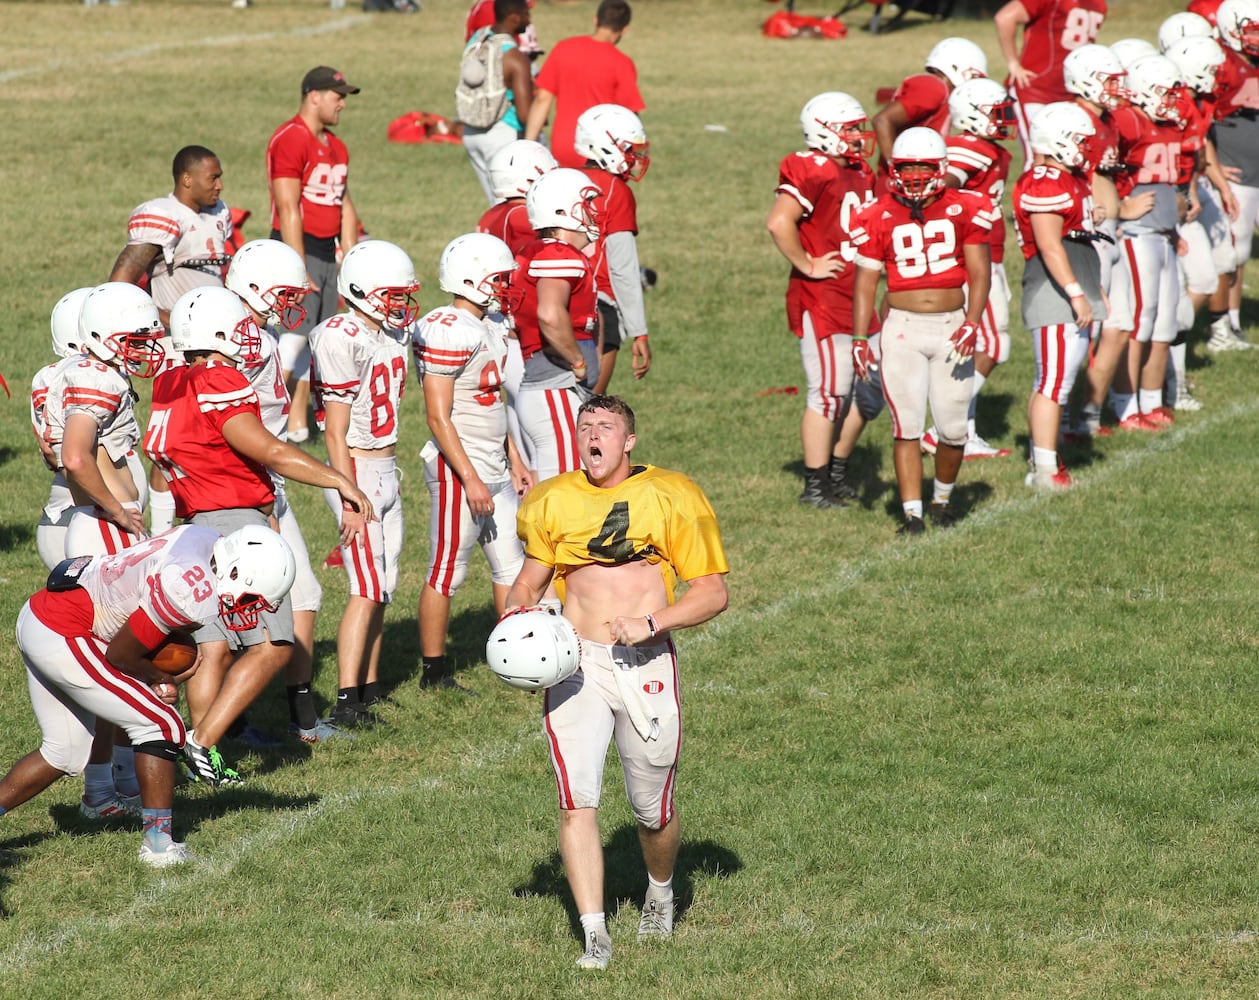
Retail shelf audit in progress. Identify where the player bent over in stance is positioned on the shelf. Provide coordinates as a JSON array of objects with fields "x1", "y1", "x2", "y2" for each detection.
[
  {"x1": 311, "y1": 240, "x2": 416, "y2": 726},
  {"x1": 413, "y1": 234, "x2": 532, "y2": 691},
  {"x1": 0, "y1": 524, "x2": 295, "y2": 866},
  {"x1": 1014, "y1": 103, "x2": 1104, "y2": 490},
  {"x1": 850, "y1": 128, "x2": 996, "y2": 535},
  {"x1": 504, "y1": 395, "x2": 729, "y2": 971},
  {"x1": 767, "y1": 91, "x2": 878, "y2": 510}
]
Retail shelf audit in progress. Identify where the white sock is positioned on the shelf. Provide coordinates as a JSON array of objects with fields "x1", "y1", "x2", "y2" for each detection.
[
  {"x1": 112, "y1": 745, "x2": 139, "y2": 798},
  {"x1": 1138, "y1": 388, "x2": 1162, "y2": 414},
  {"x1": 148, "y1": 488, "x2": 176, "y2": 534},
  {"x1": 1229, "y1": 307, "x2": 1241, "y2": 332},
  {"x1": 902, "y1": 499, "x2": 923, "y2": 519},
  {"x1": 1169, "y1": 343, "x2": 1186, "y2": 398},
  {"x1": 83, "y1": 763, "x2": 114, "y2": 804},
  {"x1": 1032, "y1": 446, "x2": 1057, "y2": 474},
  {"x1": 579, "y1": 912, "x2": 607, "y2": 935},
  {"x1": 932, "y1": 479, "x2": 954, "y2": 505},
  {"x1": 647, "y1": 874, "x2": 673, "y2": 898}
]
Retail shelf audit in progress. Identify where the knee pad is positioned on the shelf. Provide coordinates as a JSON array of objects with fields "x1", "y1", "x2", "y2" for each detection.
[{"x1": 134, "y1": 740, "x2": 181, "y2": 763}]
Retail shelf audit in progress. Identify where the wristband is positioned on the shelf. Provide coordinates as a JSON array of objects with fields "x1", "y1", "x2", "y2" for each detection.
[
  {"x1": 572, "y1": 359, "x2": 587, "y2": 370},
  {"x1": 634, "y1": 334, "x2": 648, "y2": 341},
  {"x1": 852, "y1": 334, "x2": 869, "y2": 342},
  {"x1": 1064, "y1": 282, "x2": 1084, "y2": 299},
  {"x1": 645, "y1": 613, "x2": 659, "y2": 637}
]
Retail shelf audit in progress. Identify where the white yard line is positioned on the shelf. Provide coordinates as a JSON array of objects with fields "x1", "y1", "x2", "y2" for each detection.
[{"x1": 0, "y1": 17, "x2": 371, "y2": 85}]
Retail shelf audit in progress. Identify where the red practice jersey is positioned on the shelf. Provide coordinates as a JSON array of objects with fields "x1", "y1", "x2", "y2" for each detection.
[
  {"x1": 1213, "y1": 46, "x2": 1259, "y2": 118},
  {"x1": 776, "y1": 150, "x2": 878, "y2": 337},
  {"x1": 513, "y1": 238, "x2": 598, "y2": 358},
  {"x1": 945, "y1": 134, "x2": 1012, "y2": 263},
  {"x1": 1077, "y1": 102, "x2": 1119, "y2": 178},
  {"x1": 850, "y1": 190, "x2": 996, "y2": 292},
  {"x1": 1108, "y1": 106, "x2": 1182, "y2": 197},
  {"x1": 266, "y1": 116, "x2": 350, "y2": 240},
  {"x1": 1010, "y1": 0, "x2": 1107, "y2": 105},
  {"x1": 145, "y1": 361, "x2": 274, "y2": 518},
  {"x1": 478, "y1": 200, "x2": 536, "y2": 256},
  {"x1": 1012, "y1": 163, "x2": 1096, "y2": 259},
  {"x1": 579, "y1": 166, "x2": 638, "y2": 302}
]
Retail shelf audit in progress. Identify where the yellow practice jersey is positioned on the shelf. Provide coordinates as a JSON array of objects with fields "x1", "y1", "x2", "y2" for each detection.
[{"x1": 517, "y1": 465, "x2": 729, "y2": 603}]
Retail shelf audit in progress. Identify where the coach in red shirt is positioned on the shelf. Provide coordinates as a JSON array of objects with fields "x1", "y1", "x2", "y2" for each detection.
[{"x1": 524, "y1": 0, "x2": 644, "y2": 168}]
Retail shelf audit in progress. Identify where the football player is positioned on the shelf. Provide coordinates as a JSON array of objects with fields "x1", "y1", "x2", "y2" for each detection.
[
  {"x1": 1013, "y1": 102, "x2": 1103, "y2": 489},
  {"x1": 310, "y1": 240, "x2": 415, "y2": 727},
  {"x1": 504, "y1": 394, "x2": 729, "y2": 971},
  {"x1": 0, "y1": 524, "x2": 294, "y2": 867},
  {"x1": 850, "y1": 128, "x2": 998, "y2": 534},
  {"x1": 574, "y1": 103, "x2": 653, "y2": 391},
  {"x1": 413, "y1": 233, "x2": 531, "y2": 691},
  {"x1": 513, "y1": 167, "x2": 601, "y2": 483},
  {"x1": 767, "y1": 91, "x2": 878, "y2": 509}
]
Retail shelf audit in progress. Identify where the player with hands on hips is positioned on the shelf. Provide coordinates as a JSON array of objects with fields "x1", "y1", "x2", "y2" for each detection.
[
  {"x1": 849, "y1": 128, "x2": 997, "y2": 535},
  {"x1": 573, "y1": 103, "x2": 653, "y2": 390},
  {"x1": 503, "y1": 394, "x2": 729, "y2": 971},
  {"x1": 1013, "y1": 102, "x2": 1103, "y2": 490},
  {"x1": 413, "y1": 233, "x2": 531, "y2": 691},
  {"x1": 513, "y1": 167, "x2": 602, "y2": 483},
  {"x1": 0, "y1": 523, "x2": 295, "y2": 867},
  {"x1": 767, "y1": 91, "x2": 878, "y2": 509},
  {"x1": 310, "y1": 239, "x2": 416, "y2": 727}
]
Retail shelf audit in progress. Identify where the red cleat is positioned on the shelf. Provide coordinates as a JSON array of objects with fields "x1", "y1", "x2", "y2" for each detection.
[
  {"x1": 1145, "y1": 407, "x2": 1175, "y2": 426},
  {"x1": 1116, "y1": 413, "x2": 1163, "y2": 432},
  {"x1": 322, "y1": 544, "x2": 344, "y2": 569}
]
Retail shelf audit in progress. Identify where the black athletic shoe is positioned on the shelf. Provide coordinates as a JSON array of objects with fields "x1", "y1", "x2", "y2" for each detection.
[
  {"x1": 927, "y1": 502, "x2": 958, "y2": 528},
  {"x1": 896, "y1": 515, "x2": 926, "y2": 536},
  {"x1": 330, "y1": 700, "x2": 378, "y2": 729}
]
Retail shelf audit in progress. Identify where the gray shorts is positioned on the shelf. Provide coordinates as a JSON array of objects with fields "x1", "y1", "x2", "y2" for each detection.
[{"x1": 190, "y1": 508, "x2": 295, "y2": 649}]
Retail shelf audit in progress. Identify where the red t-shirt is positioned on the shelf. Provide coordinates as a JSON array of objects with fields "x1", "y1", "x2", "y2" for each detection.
[
  {"x1": 514, "y1": 238, "x2": 598, "y2": 356},
  {"x1": 945, "y1": 134, "x2": 1011, "y2": 263},
  {"x1": 776, "y1": 150, "x2": 878, "y2": 337},
  {"x1": 876, "y1": 73, "x2": 951, "y2": 186},
  {"x1": 579, "y1": 166, "x2": 638, "y2": 300},
  {"x1": 266, "y1": 115, "x2": 350, "y2": 240},
  {"x1": 534, "y1": 35, "x2": 644, "y2": 168},
  {"x1": 1013, "y1": 164, "x2": 1095, "y2": 260},
  {"x1": 144, "y1": 362, "x2": 274, "y2": 518},
  {"x1": 851, "y1": 189, "x2": 996, "y2": 293},
  {"x1": 478, "y1": 200, "x2": 536, "y2": 255},
  {"x1": 1010, "y1": 0, "x2": 1107, "y2": 105}
]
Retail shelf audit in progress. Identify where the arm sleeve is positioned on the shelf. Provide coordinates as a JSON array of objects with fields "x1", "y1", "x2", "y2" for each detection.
[{"x1": 604, "y1": 231, "x2": 647, "y2": 339}]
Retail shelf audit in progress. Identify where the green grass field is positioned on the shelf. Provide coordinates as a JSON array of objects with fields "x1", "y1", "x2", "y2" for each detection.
[{"x1": 4, "y1": 0, "x2": 1259, "y2": 996}]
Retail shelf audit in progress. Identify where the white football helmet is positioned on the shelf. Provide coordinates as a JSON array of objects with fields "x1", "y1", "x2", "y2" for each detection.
[
  {"x1": 1158, "y1": 10, "x2": 1216, "y2": 51},
  {"x1": 488, "y1": 139, "x2": 558, "y2": 200},
  {"x1": 211, "y1": 524, "x2": 297, "y2": 632},
  {"x1": 948, "y1": 77, "x2": 1017, "y2": 140},
  {"x1": 1029, "y1": 102, "x2": 1097, "y2": 169},
  {"x1": 485, "y1": 608, "x2": 582, "y2": 691},
  {"x1": 169, "y1": 286, "x2": 261, "y2": 363},
  {"x1": 1109, "y1": 37, "x2": 1158, "y2": 69},
  {"x1": 573, "y1": 104, "x2": 651, "y2": 181},
  {"x1": 50, "y1": 287, "x2": 92, "y2": 358},
  {"x1": 800, "y1": 91, "x2": 874, "y2": 160},
  {"x1": 1218, "y1": 0, "x2": 1259, "y2": 54},
  {"x1": 888, "y1": 127, "x2": 948, "y2": 202},
  {"x1": 1126, "y1": 53, "x2": 1188, "y2": 124},
  {"x1": 225, "y1": 239, "x2": 309, "y2": 331},
  {"x1": 1167, "y1": 34, "x2": 1227, "y2": 95},
  {"x1": 439, "y1": 232, "x2": 519, "y2": 311},
  {"x1": 337, "y1": 240, "x2": 421, "y2": 327},
  {"x1": 77, "y1": 282, "x2": 164, "y2": 378},
  {"x1": 925, "y1": 37, "x2": 989, "y2": 88},
  {"x1": 1063, "y1": 44, "x2": 1129, "y2": 109},
  {"x1": 525, "y1": 167, "x2": 601, "y2": 238}
]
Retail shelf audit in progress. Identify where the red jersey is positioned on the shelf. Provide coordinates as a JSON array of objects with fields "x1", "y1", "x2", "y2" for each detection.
[
  {"x1": 513, "y1": 238, "x2": 598, "y2": 357},
  {"x1": 1009, "y1": 0, "x2": 1107, "y2": 105},
  {"x1": 533, "y1": 35, "x2": 644, "y2": 168},
  {"x1": 478, "y1": 199, "x2": 536, "y2": 255},
  {"x1": 266, "y1": 115, "x2": 350, "y2": 241},
  {"x1": 1178, "y1": 97, "x2": 1212, "y2": 185},
  {"x1": 1012, "y1": 163, "x2": 1096, "y2": 260},
  {"x1": 1213, "y1": 46, "x2": 1259, "y2": 118},
  {"x1": 1109, "y1": 106, "x2": 1181, "y2": 196},
  {"x1": 850, "y1": 189, "x2": 996, "y2": 293},
  {"x1": 144, "y1": 362, "x2": 274, "y2": 518},
  {"x1": 1078, "y1": 102, "x2": 1119, "y2": 177},
  {"x1": 579, "y1": 166, "x2": 638, "y2": 301},
  {"x1": 945, "y1": 134, "x2": 1011, "y2": 263},
  {"x1": 776, "y1": 150, "x2": 878, "y2": 337},
  {"x1": 876, "y1": 73, "x2": 952, "y2": 185}
]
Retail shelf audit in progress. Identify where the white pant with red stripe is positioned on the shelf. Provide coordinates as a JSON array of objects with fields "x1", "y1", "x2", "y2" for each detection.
[
  {"x1": 1031, "y1": 322, "x2": 1090, "y2": 405},
  {"x1": 16, "y1": 602, "x2": 186, "y2": 775},
  {"x1": 64, "y1": 501, "x2": 143, "y2": 558},
  {"x1": 516, "y1": 385, "x2": 583, "y2": 485},
  {"x1": 339, "y1": 455, "x2": 402, "y2": 603},
  {"x1": 799, "y1": 312, "x2": 853, "y2": 421},
  {"x1": 880, "y1": 308, "x2": 972, "y2": 445},
  {"x1": 969, "y1": 262, "x2": 1011, "y2": 363},
  {"x1": 1111, "y1": 234, "x2": 1178, "y2": 344},
  {"x1": 1011, "y1": 97, "x2": 1046, "y2": 173},
  {"x1": 542, "y1": 638, "x2": 680, "y2": 830},
  {"x1": 422, "y1": 450, "x2": 523, "y2": 597}
]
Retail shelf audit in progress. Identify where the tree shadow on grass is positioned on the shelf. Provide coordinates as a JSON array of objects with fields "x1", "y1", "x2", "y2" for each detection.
[
  {"x1": 0, "y1": 832, "x2": 54, "y2": 919},
  {"x1": 513, "y1": 824, "x2": 743, "y2": 940}
]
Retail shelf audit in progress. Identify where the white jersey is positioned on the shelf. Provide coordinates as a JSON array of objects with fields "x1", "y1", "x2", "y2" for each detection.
[
  {"x1": 73, "y1": 524, "x2": 221, "y2": 641},
  {"x1": 241, "y1": 324, "x2": 291, "y2": 438},
  {"x1": 310, "y1": 312, "x2": 410, "y2": 450},
  {"x1": 412, "y1": 306, "x2": 511, "y2": 483},
  {"x1": 31, "y1": 361, "x2": 73, "y2": 517},
  {"x1": 125, "y1": 194, "x2": 232, "y2": 312},
  {"x1": 43, "y1": 354, "x2": 140, "y2": 466}
]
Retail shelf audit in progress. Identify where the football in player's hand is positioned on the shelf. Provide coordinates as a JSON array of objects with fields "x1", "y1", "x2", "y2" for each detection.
[{"x1": 151, "y1": 634, "x2": 198, "y2": 675}]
